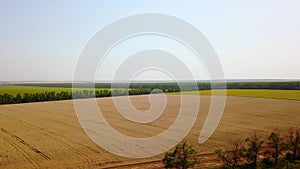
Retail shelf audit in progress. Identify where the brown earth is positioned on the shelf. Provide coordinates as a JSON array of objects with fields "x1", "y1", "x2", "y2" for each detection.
[{"x1": 0, "y1": 95, "x2": 299, "y2": 168}]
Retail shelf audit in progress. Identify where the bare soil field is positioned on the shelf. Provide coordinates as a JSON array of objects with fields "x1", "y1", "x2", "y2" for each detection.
[{"x1": 0, "y1": 95, "x2": 299, "y2": 168}]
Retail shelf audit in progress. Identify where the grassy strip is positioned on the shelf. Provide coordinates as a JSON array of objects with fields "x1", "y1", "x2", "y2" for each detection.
[{"x1": 169, "y1": 89, "x2": 300, "y2": 101}]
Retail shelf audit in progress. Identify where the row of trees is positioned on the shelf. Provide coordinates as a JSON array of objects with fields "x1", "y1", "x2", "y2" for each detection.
[
  {"x1": 224, "y1": 81, "x2": 300, "y2": 90},
  {"x1": 215, "y1": 128, "x2": 300, "y2": 169},
  {"x1": 0, "y1": 88, "x2": 156, "y2": 104},
  {"x1": 162, "y1": 127, "x2": 300, "y2": 169},
  {"x1": 11, "y1": 81, "x2": 300, "y2": 91},
  {"x1": 1, "y1": 81, "x2": 299, "y2": 104}
]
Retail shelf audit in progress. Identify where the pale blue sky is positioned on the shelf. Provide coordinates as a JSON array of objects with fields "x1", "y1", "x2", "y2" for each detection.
[{"x1": 0, "y1": 0, "x2": 299, "y2": 81}]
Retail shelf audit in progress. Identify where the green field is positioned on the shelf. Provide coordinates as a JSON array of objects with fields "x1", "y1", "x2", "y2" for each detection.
[
  {"x1": 0, "y1": 86, "x2": 111, "y2": 96},
  {"x1": 171, "y1": 89, "x2": 300, "y2": 101},
  {"x1": 0, "y1": 86, "x2": 73, "y2": 96},
  {"x1": 1, "y1": 86, "x2": 300, "y2": 101}
]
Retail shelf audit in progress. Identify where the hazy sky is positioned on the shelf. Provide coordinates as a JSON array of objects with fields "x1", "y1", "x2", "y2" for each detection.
[{"x1": 0, "y1": 0, "x2": 299, "y2": 81}]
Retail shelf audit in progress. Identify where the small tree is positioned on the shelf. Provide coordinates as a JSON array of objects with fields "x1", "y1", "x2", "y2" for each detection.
[
  {"x1": 287, "y1": 127, "x2": 300, "y2": 163},
  {"x1": 267, "y1": 129, "x2": 285, "y2": 165},
  {"x1": 244, "y1": 132, "x2": 264, "y2": 168},
  {"x1": 163, "y1": 141, "x2": 198, "y2": 169},
  {"x1": 215, "y1": 139, "x2": 243, "y2": 169},
  {"x1": 215, "y1": 148, "x2": 232, "y2": 168}
]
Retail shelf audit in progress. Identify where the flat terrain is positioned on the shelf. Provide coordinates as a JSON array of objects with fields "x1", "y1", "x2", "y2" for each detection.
[
  {"x1": 0, "y1": 95, "x2": 299, "y2": 168},
  {"x1": 0, "y1": 86, "x2": 73, "y2": 96},
  {"x1": 0, "y1": 86, "x2": 112, "y2": 96},
  {"x1": 172, "y1": 89, "x2": 300, "y2": 100}
]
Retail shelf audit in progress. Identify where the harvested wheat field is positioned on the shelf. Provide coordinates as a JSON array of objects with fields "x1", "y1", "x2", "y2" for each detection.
[{"x1": 0, "y1": 95, "x2": 300, "y2": 168}]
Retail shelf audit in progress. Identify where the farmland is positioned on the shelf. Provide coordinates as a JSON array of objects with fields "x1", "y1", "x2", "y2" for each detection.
[
  {"x1": 0, "y1": 86, "x2": 74, "y2": 96},
  {"x1": 172, "y1": 89, "x2": 300, "y2": 100},
  {"x1": 0, "y1": 94, "x2": 299, "y2": 168},
  {"x1": 0, "y1": 86, "x2": 152, "y2": 104},
  {"x1": 1, "y1": 81, "x2": 299, "y2": 104}
]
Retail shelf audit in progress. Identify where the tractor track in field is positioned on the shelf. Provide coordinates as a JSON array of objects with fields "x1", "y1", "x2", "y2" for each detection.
[
  {"x1": 0, "y1": 113, "x2": 98, "y2": 166},
  {"x1": 0, "y1": 95, "x2": 299, "y2": 168},
  {"x1": 0, "y1": 128, "x2": 40, "y2": 168},
  {"x1": 0, "y1": 127, "x2": 50, "y2": 161}
]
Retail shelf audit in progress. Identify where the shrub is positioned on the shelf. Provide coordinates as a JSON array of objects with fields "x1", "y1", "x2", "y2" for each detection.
[{"x1": 163, "y1": 141, "x2": 198, "y2": 169}]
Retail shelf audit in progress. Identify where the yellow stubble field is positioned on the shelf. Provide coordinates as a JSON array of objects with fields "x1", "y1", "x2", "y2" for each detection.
[{"x1": 0, "y1": 95, "x2": 299, "y2": 168}]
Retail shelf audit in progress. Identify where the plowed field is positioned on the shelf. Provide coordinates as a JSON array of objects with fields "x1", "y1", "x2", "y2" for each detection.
[{"x1": 0, "y1": 95, "x2": 299, "y2": 168}]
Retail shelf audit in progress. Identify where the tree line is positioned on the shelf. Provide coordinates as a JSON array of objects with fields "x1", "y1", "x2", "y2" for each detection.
[
  {"x1": 163, "y1": 127, "x2": 300, "y2": 169},
  {"x1": 0, "y1": 88, "x2": 154, "y2": 104},
  {"x1": 11, "y1": 81, "x2": 300, "y2": 91},
  {"x1": 1, "y1": 81, "x2": 299, "y2": 104},
  {"x1": 214, "y1": 127, "x2": 300, "y2": 169}
]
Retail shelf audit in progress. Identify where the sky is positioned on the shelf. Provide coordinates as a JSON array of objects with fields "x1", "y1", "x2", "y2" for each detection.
[{"x1": 0, "y1": 0, "x2": 299, "y2": 81}]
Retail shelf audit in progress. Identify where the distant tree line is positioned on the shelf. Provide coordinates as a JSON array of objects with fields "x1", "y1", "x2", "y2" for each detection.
[
  {"x1": 1, "y1": 81, "x2": 299, "y2": 104},
  {"x1": 225, "y1": 81, "x2": 300, "y2": 90},
  {"x1": 12, "y1": 81, "x2": 300, "y2": 91},
  {"x1": 0, "y1": 88, "x2": 154, "y2": 104}
]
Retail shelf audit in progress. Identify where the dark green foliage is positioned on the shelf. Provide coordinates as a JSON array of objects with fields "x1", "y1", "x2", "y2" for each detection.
[
  {"x1": 266, "y1": 130, "x2": 285, "y2": 165},
  {"x1": 0, "y1": 91, "x2": 73, "y2": 104},
  {"x1": 10, "y1": 81, "x2": 300, "y2": 91},
  {"x1": 215, "y1": 139, "x2": 244, "y2": 169},
  {"x1": 286, "y1": 127, "x2": 300, "y2": 163},
  {"x1": 214, "y1": 129, "x2": 300, "y2": 169},
  {"x1": 215, "y1": 148, "x2": 232, "y2": 168},
  {"x1": 2, "y1": 81, "x2": 299, "y2": 104},
  {"x1": 261, "y1": 157, "x2": 273, "y2": 168},
  {"x1": 243, "y1": 132, "x2": 264, "y2": 168},
  {"x1": 224, "y1": 81, "x2": 300, "y2": 90},
  {"x1": 163, "y1": 141, "x2": 198, "y2": 169},
  {"x1": 286, "y1": 152, "x2": 293, "y2": 162},
  {"x1": 0, "y1": 88, "x2": 163, "y2": 104}
]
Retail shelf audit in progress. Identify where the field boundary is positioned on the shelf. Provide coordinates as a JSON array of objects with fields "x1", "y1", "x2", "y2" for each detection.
[{"x1": 170, "y1": 89, "x2": 300, "y2": 101}]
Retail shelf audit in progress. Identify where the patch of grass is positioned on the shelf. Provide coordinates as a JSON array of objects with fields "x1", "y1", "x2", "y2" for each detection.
[{"x1": 170, "y1": 89, "x2": 300, "y2": 101}]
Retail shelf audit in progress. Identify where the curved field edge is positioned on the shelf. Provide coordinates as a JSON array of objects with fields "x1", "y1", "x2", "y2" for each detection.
[{"x1": 169, "y1": 89, "x2": 300, "y2": 101}]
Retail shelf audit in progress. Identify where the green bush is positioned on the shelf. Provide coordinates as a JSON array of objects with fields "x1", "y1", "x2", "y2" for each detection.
[{"x1": 163, "y1": 141, "x2": 198, "y2": 169}]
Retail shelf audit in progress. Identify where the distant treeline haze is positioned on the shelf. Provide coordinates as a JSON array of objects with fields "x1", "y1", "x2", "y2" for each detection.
[
  {"x1": 0, "y1": 81, "x2": 299, "y2": 104},
  {"x1": 0, "y1": 88, "x2": 154, "y2": 104}
]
